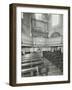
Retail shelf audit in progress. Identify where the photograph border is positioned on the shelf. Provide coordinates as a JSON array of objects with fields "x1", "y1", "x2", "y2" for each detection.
[{"x1": 9, "y1": 3, "x2": 70, "y2": 86}]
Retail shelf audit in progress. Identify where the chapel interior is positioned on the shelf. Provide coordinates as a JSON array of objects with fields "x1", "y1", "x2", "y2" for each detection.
[{"x1": 21, "y1": 13, "x2": 63, "y2": 77}]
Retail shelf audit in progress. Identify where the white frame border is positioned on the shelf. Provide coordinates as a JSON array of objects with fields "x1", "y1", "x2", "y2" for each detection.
[{"x1": 16, "y1": 7, "x2": 68, "y2": 83}]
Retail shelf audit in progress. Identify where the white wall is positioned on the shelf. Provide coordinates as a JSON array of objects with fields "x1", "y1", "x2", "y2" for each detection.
[{"x1": 0, "y1": 0, "x2": 72, "y2": 90}]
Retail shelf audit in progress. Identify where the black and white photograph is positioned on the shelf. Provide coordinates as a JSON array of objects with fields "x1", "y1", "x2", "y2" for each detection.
[
  {"x1": 9, "y1": 3, "x2": 70, "y2": 86},
  {"x1": 21, "y1": 13, "x2": 63, "y2": 77}
]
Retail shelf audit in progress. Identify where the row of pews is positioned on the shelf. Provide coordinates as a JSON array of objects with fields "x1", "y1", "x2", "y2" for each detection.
[
  {"x1": 43, "y1": 50, "x2": 63, "y2": 73},
  {"x1": 21, "y1": 52, "x2": 44, "y2": 77}
]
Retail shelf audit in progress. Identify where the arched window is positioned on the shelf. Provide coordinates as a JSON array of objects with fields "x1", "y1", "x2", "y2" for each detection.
[{"x1": 51, "y1": 32, "x2": 61, "y2": 38}]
